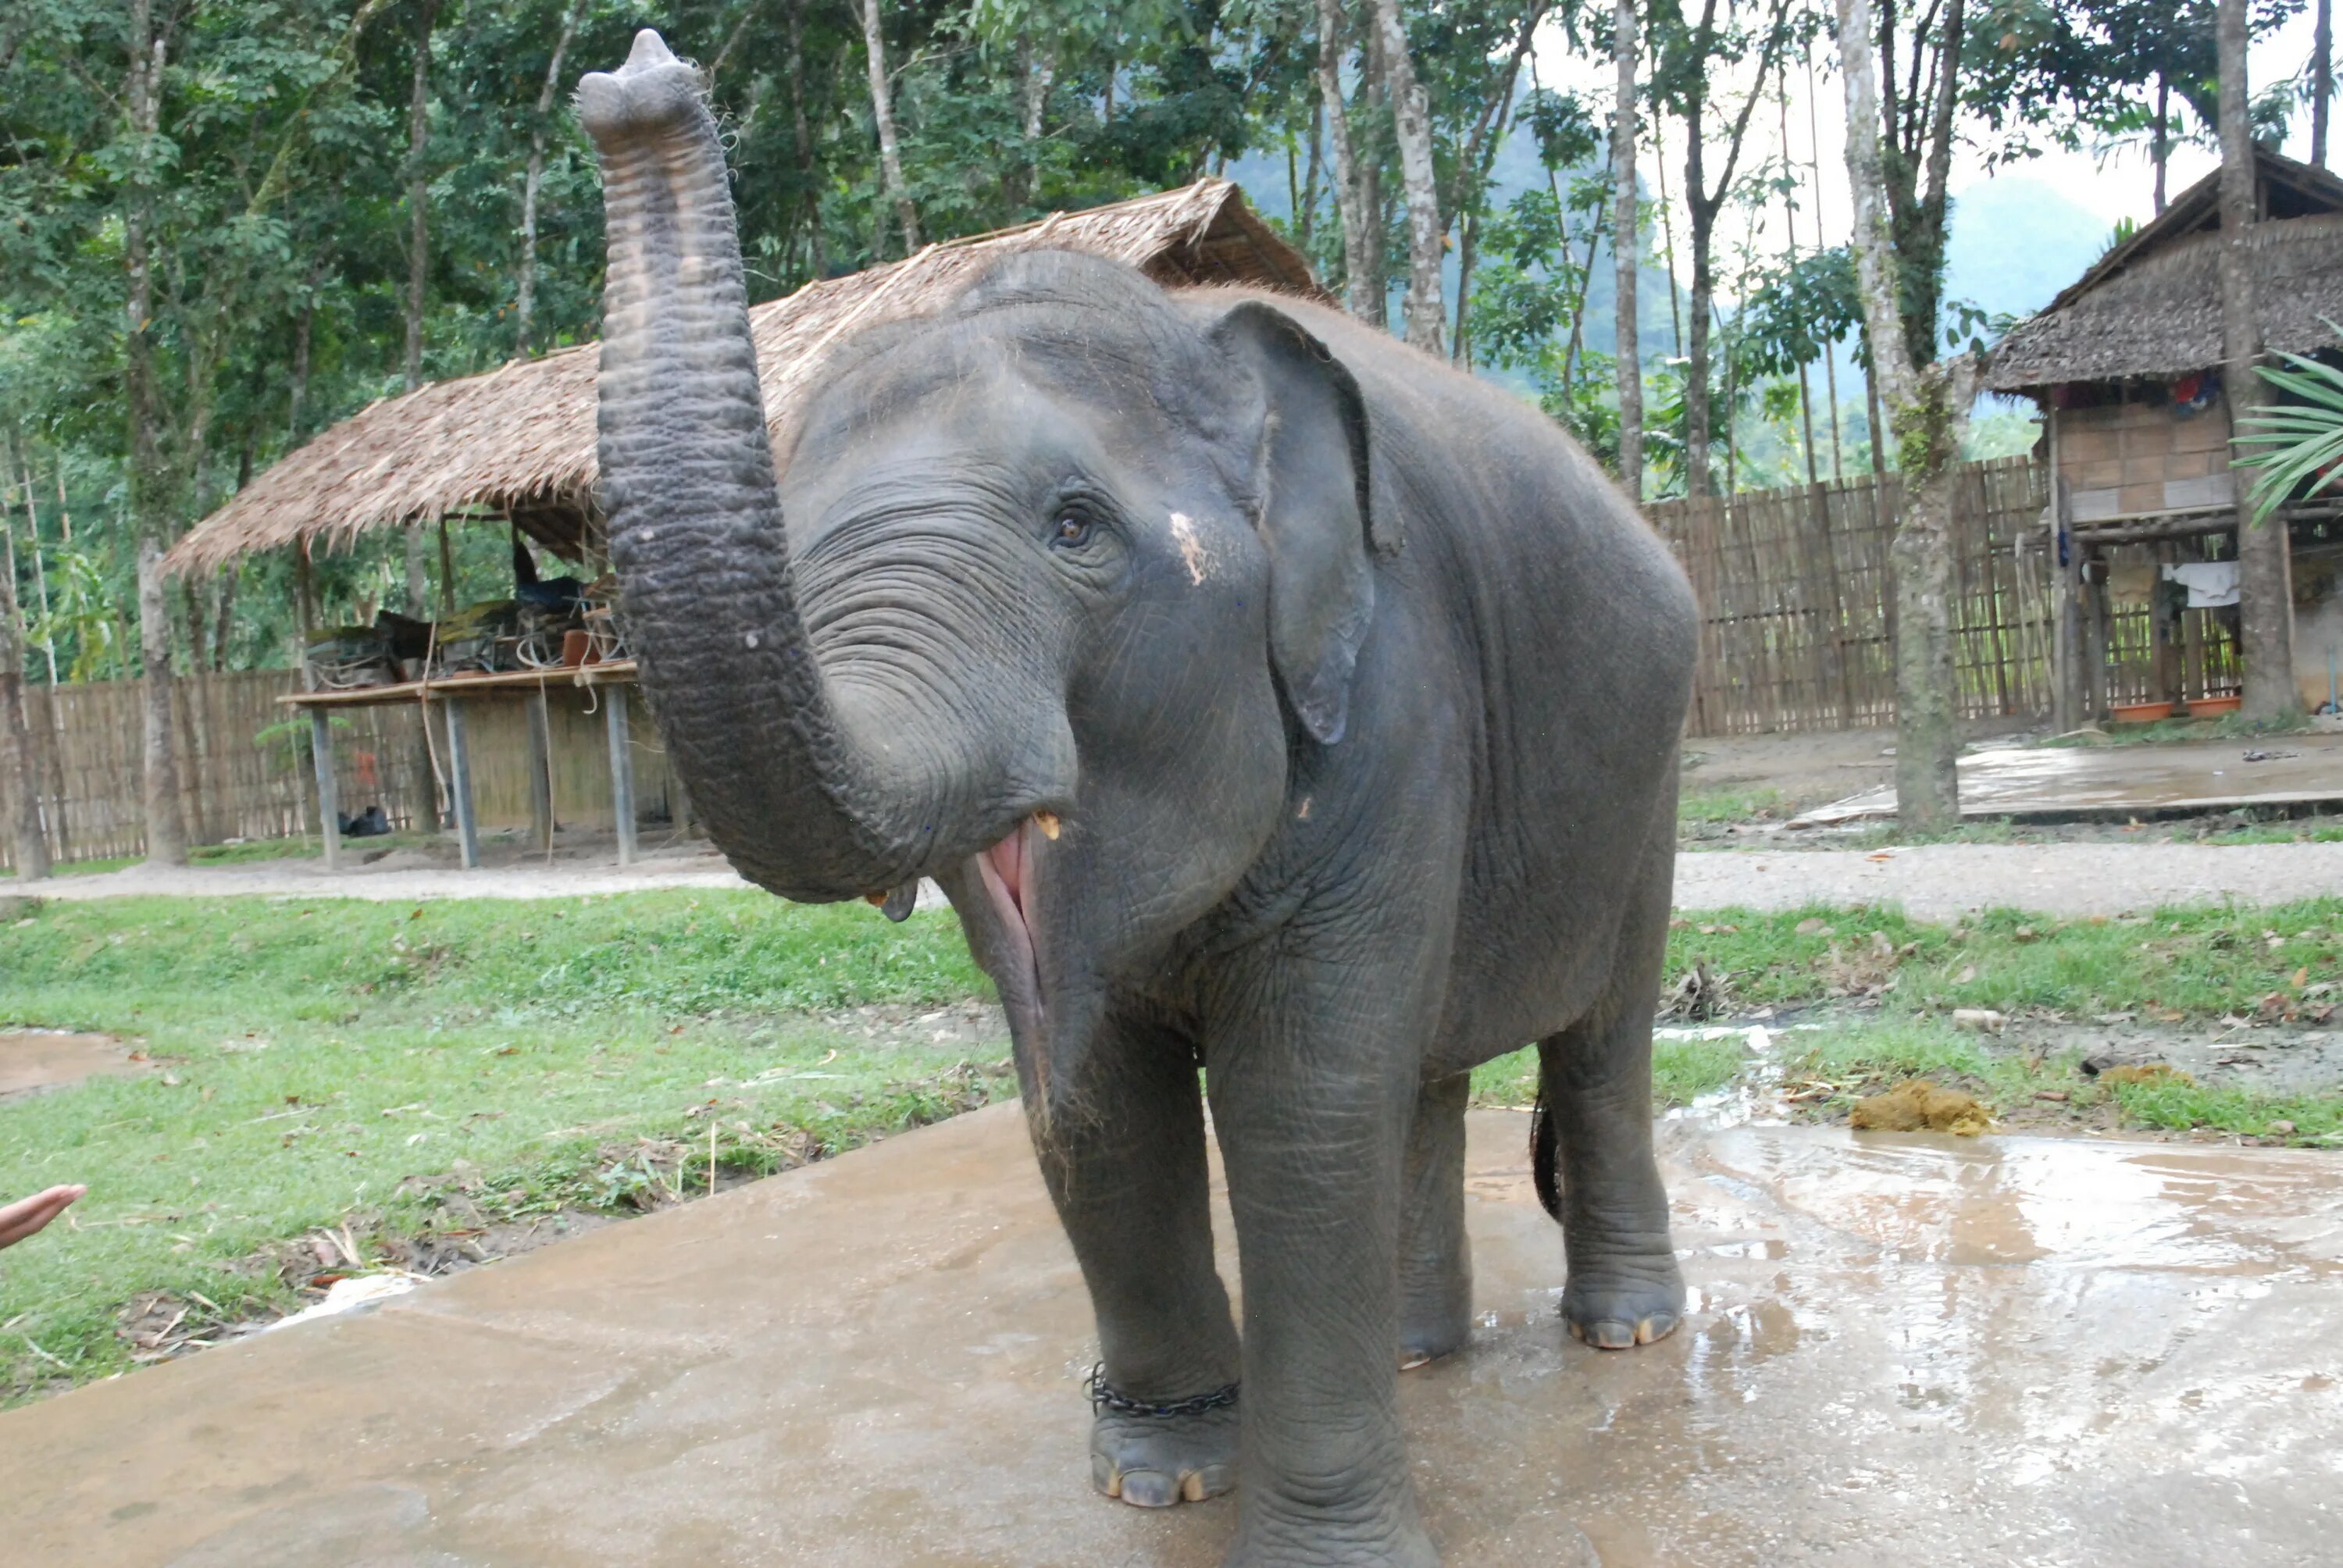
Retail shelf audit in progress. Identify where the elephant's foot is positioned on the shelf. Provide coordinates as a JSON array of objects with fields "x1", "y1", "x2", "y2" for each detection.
[
  {"x1": 1090, "y1": 1401, "x2": 1238, "y2": 1509},
  {"x1": 1559, "y1": 1253, "x2": 1686, "y2": 1350},
  {"x1": 1396, "y1": 1269, "x2": 1471, "y2": 1370}
]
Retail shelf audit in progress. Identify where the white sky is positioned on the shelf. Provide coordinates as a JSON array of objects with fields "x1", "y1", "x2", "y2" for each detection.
[{"x1": 1531, "y1": 9, "x2": 2333, "y2": 278}]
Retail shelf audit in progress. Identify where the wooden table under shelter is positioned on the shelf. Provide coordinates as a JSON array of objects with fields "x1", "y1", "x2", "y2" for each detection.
[{"x1": 281, "y1": 661, "x2": 651, "y2": 871}]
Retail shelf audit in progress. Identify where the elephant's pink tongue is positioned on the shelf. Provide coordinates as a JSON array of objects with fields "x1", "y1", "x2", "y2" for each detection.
[{"x1": 982, "y1": 828, "x2": 1028, "y2": 921}]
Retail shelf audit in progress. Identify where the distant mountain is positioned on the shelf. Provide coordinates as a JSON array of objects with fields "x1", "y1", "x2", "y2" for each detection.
[
  {"x1": 1225, "y1": 147, "x2": 2112, "y2": 415},
  {"x1": 1942, "y1": 174, "x2": 2118, "y2": 323},
  {"x1": 1226, "y1": 131, "x2": 1688, "y2": 364}
]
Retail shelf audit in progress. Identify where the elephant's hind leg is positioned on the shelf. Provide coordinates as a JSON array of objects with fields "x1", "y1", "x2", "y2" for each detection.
[
  {"x1": 1398, "y1": 1071, "x2": 1472, "y2": 1369},
  {"x1": 1535, "y1": 841, "x2": 1685, "y2": 1351}
]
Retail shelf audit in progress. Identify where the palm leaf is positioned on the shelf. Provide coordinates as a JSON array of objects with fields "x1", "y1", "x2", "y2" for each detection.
[{"x1": 2234, "y1": 324, "x2": 2343, "y2": 526}]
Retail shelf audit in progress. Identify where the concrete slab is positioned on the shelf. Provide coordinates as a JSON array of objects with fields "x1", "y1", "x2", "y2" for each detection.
[
  {"x1": 6, "y1": 1106, "x2": 2341, "y2": 1567},
  {"x1": 1792, "y1": 733, "x2": 2343, "y2": 826}
]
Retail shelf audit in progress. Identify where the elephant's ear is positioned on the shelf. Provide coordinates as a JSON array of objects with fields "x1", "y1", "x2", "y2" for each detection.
[{"x1": 1211, "y1": 301, "x2": 1392, "y2": 746}]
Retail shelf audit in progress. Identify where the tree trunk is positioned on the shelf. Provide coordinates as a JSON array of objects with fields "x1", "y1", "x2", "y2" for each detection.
[
  {"x1": 1316, "y1": 0, "x2": 1380, "y2": 323},
  {"x1": 1367, "y1": 0, "x2": 1444, "y2": 354},
  {"x1": 401, "y1": 0, "x2": 440, "y2": 827},
  {"x1": 1611, "y1": 0, "x2": 1643, "y2": 494},
  {"x1": 10, "y1": 442, "x2": 59, "y2": 686},
  {"x1": 515, "y1": 0, "x2": 585, "y2": 357},
  {"x1": 786, "y1": 0, "x2": 826, "y2": 276},
  {"x1": 2153, "y1": 73, "x2": 2170, "y2": 212},
  {"x1": 404, "y1": 0, "x2": 438, "y2": 621},
  {"x1": 1452, "y1": 210, "x2": 1480, "y2": 368},
  {"x1": 1781, "y1": 86, "x2": 1820, "y2": 485},
  {"x1": 1360, "y1": 50, "x2": 1389, "y2": 330},
  {"x1": 1685, "y1": 199, "x2": 1714, "y2": 495},
  {"x1": 2220, "y1": 0, "x2": 2302, "y2": 721},
  {"x1": 1653, "y1": 119, "x2": 1682, "y2": 358},
  {"x1": 1806, "y1": 52, "x2": 1846, "y2": 479},
  {"x1": 1016, "y1": 35, "x2": 1054, "y2": 209},
  {"x1": 1838, "y1": 0, "x2": 1967, "y2": 829},
  {"x1": 858, "y1": 0, "x2": 919, "y2": 253},
  {"x1": 124, "y1": 0, "x2": 186, "y2": 866},
  {"x1": 2315, "y1": 0, "x2": 2333, "y2": 169},
  {"x1": 1299, "y1": 98, "x2": 1322, "y2": 252},
  {"x1": 0, "y1": 502, "x2": 48, "y2": 879}
]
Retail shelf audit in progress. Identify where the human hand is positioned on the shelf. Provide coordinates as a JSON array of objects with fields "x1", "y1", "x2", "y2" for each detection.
[{"x1": 0, "y1": 1185, "x2": 86, "y2": 1249}]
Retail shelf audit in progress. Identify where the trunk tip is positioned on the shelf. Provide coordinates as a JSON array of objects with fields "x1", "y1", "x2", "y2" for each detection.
[
  {"x1": 576, "y1": 30, "x2": 703, "y2": 151},
  {"x1": 625, "y1": 28, "x2": 679, "y2": 72}
]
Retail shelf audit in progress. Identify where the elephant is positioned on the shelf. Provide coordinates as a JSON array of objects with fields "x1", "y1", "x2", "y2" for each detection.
[{"x1": 579, "y1": 30, "x2": 1697, "y2": 1568}]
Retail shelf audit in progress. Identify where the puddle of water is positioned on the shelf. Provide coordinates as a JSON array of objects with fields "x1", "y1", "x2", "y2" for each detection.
[
  {"x1": 1659, "y1": 1023, "x2": 1820, "y2": 1129},
  {"x1": 0, "y1": 1032, "x2": 148, "y2": 1096},
  {"x1": 264, "y1": 1273, "x2": 424, "y2": 1332}
]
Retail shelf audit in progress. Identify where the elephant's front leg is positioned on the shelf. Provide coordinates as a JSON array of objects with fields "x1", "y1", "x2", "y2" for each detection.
[
  {"x1": 1207, "y1": 964, "x2": 1442, "y2": 1568},
  {"x1": 1030, "y1": 1011, "x2": 1243, "y2": 1509}
]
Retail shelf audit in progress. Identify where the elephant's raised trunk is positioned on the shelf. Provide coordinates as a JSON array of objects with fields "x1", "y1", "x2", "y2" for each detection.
[{"x1": 577, "y1": 30, "x2": 939, "y2": 902}]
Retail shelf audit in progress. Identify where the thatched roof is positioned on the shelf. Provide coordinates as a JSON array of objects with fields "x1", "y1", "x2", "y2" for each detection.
[
  {"x1": 1983, "y1": 148, "x2": 2343, "y2": 393},
  {"x1": 169, "y1": 179, "x2": 1320, "y2": 575}
]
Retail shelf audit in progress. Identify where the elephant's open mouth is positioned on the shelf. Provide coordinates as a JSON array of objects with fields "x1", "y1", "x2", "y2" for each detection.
[{"x1": 972, "y1": 815, "x2": 1053, "y2": 1044}]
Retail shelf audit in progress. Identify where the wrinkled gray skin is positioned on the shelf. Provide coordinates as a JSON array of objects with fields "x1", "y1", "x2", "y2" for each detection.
[{"x1": 580, "y1": 31, "x2": 1696, "y2": 1567}]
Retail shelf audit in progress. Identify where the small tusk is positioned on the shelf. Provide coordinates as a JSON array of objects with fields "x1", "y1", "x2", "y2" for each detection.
[
  {"x1": 865, "y1": 892, "x2": 889, "y2": 907},
  {"x1": 1032, "y1": 811, "x2": 1061, "y2": 841}
]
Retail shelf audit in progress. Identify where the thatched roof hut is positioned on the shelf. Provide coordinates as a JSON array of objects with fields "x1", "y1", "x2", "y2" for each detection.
[
  {"x1": 1983, "y1": 148, "x2": 2343, "y2": 394},
  {"x1": 168, "y1": 179, "x2": 1318, "y2": 575}
]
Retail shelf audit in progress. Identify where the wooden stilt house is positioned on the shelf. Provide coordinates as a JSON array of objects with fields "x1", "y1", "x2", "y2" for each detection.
[{"x1": 1982, "y1": 148, "x2": 2343, "y2": 722}]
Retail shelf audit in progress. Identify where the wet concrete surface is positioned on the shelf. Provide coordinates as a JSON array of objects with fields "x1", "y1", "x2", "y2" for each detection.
[
  {"x1": 1793, "y1": 733, "x2": 2343, "y2": 825},
  {"x1": 6, "y1": 1105, "x2": 2342, "y2": 1566},
  {"x1": 0, "y1": 1031, "x2": 146, "y2": 1096}
]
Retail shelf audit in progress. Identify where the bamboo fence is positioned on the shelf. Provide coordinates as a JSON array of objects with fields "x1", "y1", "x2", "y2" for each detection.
[
  {"x1": 2, "y1": 671, "x2": 677, "y2": 871},
  {"x1": 1647, "y1": 455, "x2": 2056, "y2": 736},
  {"x1": 9, "y1": 456, "x2": 2072, "y2": 870}
]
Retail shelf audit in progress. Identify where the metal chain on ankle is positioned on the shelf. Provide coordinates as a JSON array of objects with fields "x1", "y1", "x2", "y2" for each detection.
[{"x1": 1084, "y1": 1363, "x2": 1239, "y2": 1419}]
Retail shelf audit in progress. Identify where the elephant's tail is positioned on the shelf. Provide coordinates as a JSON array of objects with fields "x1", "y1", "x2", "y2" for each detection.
[{"x1": 1530, "y1": 1090, "x2": 1562, "y2": 1221}]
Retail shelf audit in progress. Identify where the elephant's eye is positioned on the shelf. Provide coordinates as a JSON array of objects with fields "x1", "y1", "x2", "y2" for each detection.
[{"x1": 1050, "y1": 513, "x2": 1094, "y2": 549}]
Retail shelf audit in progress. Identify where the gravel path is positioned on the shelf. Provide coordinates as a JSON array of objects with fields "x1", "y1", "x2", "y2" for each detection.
[
  {"x1": 1674, "y1": 842, "x2": 2343, "y2": 920},
  {"x1": 16, "y1": 840, "x2": 2342, "y2": 919},
  {"x1": 19, "y1": 844, "x2": 757, "y2": 903}
]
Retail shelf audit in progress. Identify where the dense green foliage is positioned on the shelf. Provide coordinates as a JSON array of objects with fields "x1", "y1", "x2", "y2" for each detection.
[{"x1": 2, "y1": 0, "x2": 2330, "y2": 685}]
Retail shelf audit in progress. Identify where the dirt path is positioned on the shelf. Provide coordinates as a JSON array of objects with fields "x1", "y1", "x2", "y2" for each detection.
[{"x1": 18, "y1": 838, "x2": 2341, "y2": 918}]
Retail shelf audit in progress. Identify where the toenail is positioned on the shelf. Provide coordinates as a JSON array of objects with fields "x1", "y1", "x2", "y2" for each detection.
[{"x1": 1119, "y1": 1470, "x2": 1179, "y2": 1508}]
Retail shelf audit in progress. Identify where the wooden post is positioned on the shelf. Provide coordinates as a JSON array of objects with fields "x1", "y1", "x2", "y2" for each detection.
[
  {"x1": 2052, "y1": 473, "x2": 2084, "y2": 730},
  {"x1": 2086, "y1": 557, "x2": 2113, "y2": 721},
  {"x1": 526, "y1": 685, "x2": 555, "y2": 853},
  {"x1": 444, "y1": 697, "x2": 480, "y2": 870},
  {"x1": 606, "y1": 682, "x2": 637, "y2": 867},
  {"x1": 309, "y1": 706, "x2": 341, "y2": 871},
  {"x1": 2184, "y1": 599, "x2": 2207, "y2": 703},
  {"x1": 2151, "y1": 542, "x2": 2181, "y2": 706}
]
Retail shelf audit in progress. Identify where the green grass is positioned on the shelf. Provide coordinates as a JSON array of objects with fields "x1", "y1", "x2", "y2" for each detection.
[
  {"x1": 2168, "y1": 819, "x2": 2343, "y2": 846},
  {"x1": 1664, "y1": 900, "x2": 2341, "y2": 1021},
  {"x1": 0, "y1": 891, "x2": 993, "y2": 1399},
  {"x1": 1678, "y1": 786, "x2": 1789, "y2": 829},
  {"x1": 1778, "y1": 1020, "x2": 2343, "y2": 1143},
  {"x1": 3, "y1": 888, "x2": 2337, "y2": 1400},
  {"x1": 1469, "y1": 1035, "x2": 1747, "y2": 1111}
]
